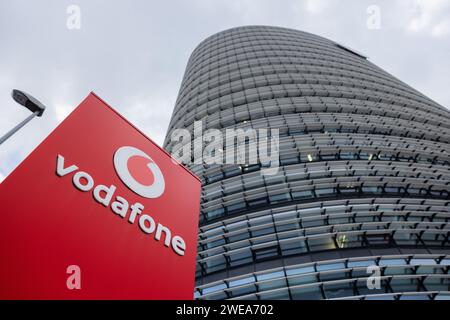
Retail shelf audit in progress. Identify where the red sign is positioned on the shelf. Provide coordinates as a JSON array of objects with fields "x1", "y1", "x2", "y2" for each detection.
[{"x1": 0, "y1": 93, "x2": 201, "y2": 299}]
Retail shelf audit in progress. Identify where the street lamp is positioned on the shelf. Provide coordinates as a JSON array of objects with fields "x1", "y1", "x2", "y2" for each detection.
[{"x1": 0, "y1": 90, "x2": 47, "y2": 146}]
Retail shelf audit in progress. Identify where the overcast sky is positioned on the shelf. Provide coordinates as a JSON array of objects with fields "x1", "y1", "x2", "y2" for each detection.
[{"x1": 1, "y1": 0, "x2": 449, "y2": 182}]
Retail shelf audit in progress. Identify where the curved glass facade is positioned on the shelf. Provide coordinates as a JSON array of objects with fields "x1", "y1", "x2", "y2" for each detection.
[{"x1": 163, "y1": 26, "x2": 450, "y2": 300}]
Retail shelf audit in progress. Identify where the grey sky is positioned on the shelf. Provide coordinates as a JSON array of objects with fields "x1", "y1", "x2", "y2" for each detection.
[{"x1": 1, "y1": 0, "x2": 449, "y2": 182}]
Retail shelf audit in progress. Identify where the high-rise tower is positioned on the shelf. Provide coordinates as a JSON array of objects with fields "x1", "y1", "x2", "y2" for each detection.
[{"x1": 164, "y1": 26, "x2": 450, "y2": 300}]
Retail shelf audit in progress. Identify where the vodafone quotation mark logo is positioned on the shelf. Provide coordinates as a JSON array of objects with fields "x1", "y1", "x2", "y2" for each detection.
[{"x1": 113, "y1": 146, "x2": 165, "y2": 198}]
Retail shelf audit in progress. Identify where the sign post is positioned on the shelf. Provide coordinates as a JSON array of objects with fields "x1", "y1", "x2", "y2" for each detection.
[{"x1": 0, "y1": 93, "x2": 201, "y2": 299}]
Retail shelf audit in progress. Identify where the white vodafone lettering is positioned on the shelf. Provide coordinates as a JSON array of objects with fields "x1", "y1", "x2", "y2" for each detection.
[
  {"x1": 111, "y1": 196, "x2": 128, "y2": 217},
  {"x1": 93, "y1": 184, "x2": 117, "y2": 207},
  {"x1": 54, "y1": 154, "x2": 185, "y2": 256},
  {"x1": 171, "y1": 236, "x2": 186, "y2": 256},
  {"x1": 73, "y1": 171, "x2": 94, "y2": 191},
  {"x1": 56, "y1": 155, "x2": 78, "y2": 176},
  {"x1": 139, "y1": 214, "x2": 156, "y2": 234}
]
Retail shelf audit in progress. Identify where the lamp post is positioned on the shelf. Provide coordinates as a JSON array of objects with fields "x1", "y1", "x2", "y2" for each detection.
[{"x1": 0, "y1": 90, "x2": 47, "y2": 146}]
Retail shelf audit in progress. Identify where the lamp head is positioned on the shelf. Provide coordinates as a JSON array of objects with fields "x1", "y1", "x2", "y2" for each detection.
[{"x1": 11, "y1": 89, "x2": 46, "y2": 117}]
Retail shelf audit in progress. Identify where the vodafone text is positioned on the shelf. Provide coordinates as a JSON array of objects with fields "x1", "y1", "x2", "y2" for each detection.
[{"x1": 55, "y1": 154, "x2": 186, "y2": 256}]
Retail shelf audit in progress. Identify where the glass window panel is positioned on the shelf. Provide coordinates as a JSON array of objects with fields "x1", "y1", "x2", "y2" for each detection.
[
  {"x1": 206, "y1": 238, "x2": 226, "y2": 249},
  {"x1": 362, "y1": 186, "x2": 382, "y2": 194},
  {"x1": 270, "y1": 193, "x2": 291, "y2": 204},
  {"x1": 421, "y1": 232, "x2": 446, "y2": 246},
  {"x1": 378, "y1": 258, "x2": 406, "y2": 266},
  {"x1": 317, "y1": 262, "x2": 346, "y2": 272},
  {"x1": 416, "y1": 266, "x2": 444, "y2": 275},
  {"x1": 315, "y1": 187, "x2": 337, "y2": 197},
  {"x1": 399, "y1": 294, "x2": 430, "y2": 300},
  {"x1": 276, "y1": 221, "x2": 300, "y2": 232},
  {"x1": 366, "y1": 233, "x2": 392, "y2": 245},
  {"x1": 229, "y1": 250, "x2": 253, "y2": 267},
  {"x1": 208, "y1": 173, "x2": 224, "y2": 183},
  {"x1": 256, "y1": 270, "x2": 285, "y2": 281},
  {"x1": 340, "y1": 152, "x2": 357, "y2": 160},
  {"x1": 423, "y1": 277, "x2": 450, "y2": 291},
  {"x1": 290, "y1": 284, "x2": 323, "y2": 300},
  {"x1": 308, "y1": 235, "x2": 336, "y2": 251},
  {"x1": 286, "y1": 266, "x2": 315, "y2": 276},
  {"x1": 273, "y1": 210, "x2": 297, "y2": 221},
  {"x1": 351, "y1": 268, "x2": 372, "y2": 278},
  {"x1": 229, "y1": 284, "x2": 257, "y2": 297},
  {"x1": 302, "y1": 218, "x2": 327, "y2": 228},
  {"x1": 249, "y1": 215, "x2": 273, "y2": 226},
  {"x1": 319, "y1": 270, "x2": 349, "y2": 282},
  {"x1": 204, "y1": 256, "x2": 226, "y2": 273},
  {"x1": 227, "y1": 220, "x2": 248, "y2": 231},
  {"x1": 354, "y1": 215, "x2": 376, "y2": 223},
  {"x1": 385, "y1": 187, "x2": 400, "y2": 194},
  {"x1": 247, "y1": 198, "x2": 268, "y2": 207},
  {"x1": 207, "y1": 208, "x2": 225, "y2": 220},
  {"x1": 329, "y1": 216, "x2": 352, "y2": 224},
  {"x1": 321, "y1": 154, "x2": 338, "y2": 161},
  {"x1": 337, "y1": 233, "x2": 364, "y2": 248},
  {"x1": 323, "y1": 281, "x2": 355, "y2": 299},
  {"x1": 410, "y1": 258, "x2": 437, "y2": 265},
  {"x1": 292, "y1": 190, "x2": 313, "y2": 200},
  {"x1": 338, "y1": 185, "x2": 359, "y2": 194},
  {"x1": 227, "y1": 202, "x2": 246, "y2": 214},
  {"x1": 253, "y1": 245, "x2": 279, "y2": 260},
  {"x1": 258, "y1": 289, "x2": 290, "y2": 300},
  {"x1": 228, "y1": 232, "x2": 250, "y2": 243},
  {"x1": 394, "y1": 232, "x2": 421, "y2": 245},
  {"x1": 258, "y1": 278, "x2": 287, "y2": 291},
  {"x1": 348, "y1": 260, "x2": 376, "y2": 268},
  {"x1": 389, "y1": 277, "x2": 420, "y2": 292},
  {"x1": 229, "y1": 276, "x2": 255, "y2": 288},
  {"x1": 365, "y1": 294, "x2": 396, "y2": 300},
  {"x1": 280, "y1": 239, "x2": 308, "y2": 256},
  {"x1": 252, "y1": 226, "x2": 276, "y2": 237},
  {"x1": 288, "y1": 274, "x2": 317, "y2": 286},
  {"x1": 202, "y1": 283, "x2": 227, "y2": 295},
  {"x1": 298, "y1": 207, "x2": 322, "y2": 217},
  {"x1": 384, "y1": 266, "x2": 413, "y2": 276}
]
